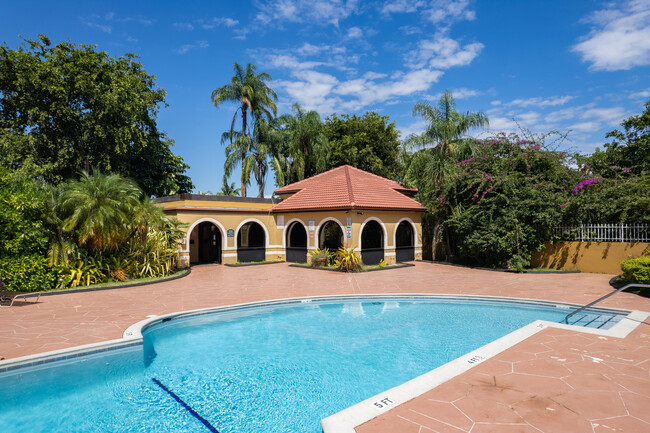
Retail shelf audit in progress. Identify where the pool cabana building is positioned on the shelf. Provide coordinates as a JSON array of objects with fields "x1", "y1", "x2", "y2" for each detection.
[{"x1": 157, "y1": 165, "x2": 425, "y2": 267}]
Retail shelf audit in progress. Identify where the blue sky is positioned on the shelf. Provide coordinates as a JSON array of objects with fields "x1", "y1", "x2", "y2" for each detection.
[{"x1": 2, "y1": 0, "x2": 649, "y2": 195}]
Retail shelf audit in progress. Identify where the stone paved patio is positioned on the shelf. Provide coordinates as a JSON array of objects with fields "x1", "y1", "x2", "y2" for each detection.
[{"x1": 1, "y1": 262, "x2": 649, "y2": 432}]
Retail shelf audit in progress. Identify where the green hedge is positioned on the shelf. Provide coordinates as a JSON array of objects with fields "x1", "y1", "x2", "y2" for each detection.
[
  {"x1": 0, "y1": 254, "x2": 59, "y2": 292},
  {"x1": 620, "y1": 257, "x2": 650, "y2": 284}
]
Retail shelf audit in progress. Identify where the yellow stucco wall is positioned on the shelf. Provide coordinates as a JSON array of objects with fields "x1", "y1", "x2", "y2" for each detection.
[
  {"x1": 158, "y1": 197, "x2": 423, "y2": 266},
  {"x1": 531, "y1": 241, "x2": 650, "y2": 274}
]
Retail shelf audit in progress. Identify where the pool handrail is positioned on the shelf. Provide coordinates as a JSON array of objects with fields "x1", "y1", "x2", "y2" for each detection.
[{"x1": 564, "y1": 283, "x2": 650, "y2": 324}]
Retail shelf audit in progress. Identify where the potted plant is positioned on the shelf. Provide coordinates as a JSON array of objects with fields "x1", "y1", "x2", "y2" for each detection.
[{"x1": 310, "y1": 248, "x2": 331, "y2": 267}]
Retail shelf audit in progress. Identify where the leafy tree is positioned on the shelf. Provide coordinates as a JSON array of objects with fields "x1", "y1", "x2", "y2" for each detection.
[
  {"x1": 411, "y1": 90, "x2": 489, "y2": 155},
  {"x1": 324, "y1": 112, "x2": 402, "y2": 179},
  {"x1": 212, "y1": 63, "x2": 278, "y2": 197},
  {"x1": 0, "y1": 164, "x2": 60, "y2": 291},
  {"x1": 584, "y1": 100, "x2": 650, "y2": 177},
  {"x1": 0, "y1": 35, "x2": 193, "y2": 196},
  {"x1": 219, "y1": 174, "x2": 240, "y2": 196},
  {"x1": 277, "y1": 103, "x2": 328, "y2": 185}
]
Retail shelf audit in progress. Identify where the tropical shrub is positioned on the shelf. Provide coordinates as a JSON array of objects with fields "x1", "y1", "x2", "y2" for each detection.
[
  {"x1": 620, "y1": 257, "x2": 650, "y2": 284},
  {"x1": 335, "y1": 247, "x2": 362, "y2": 272},
  {"x1": 58, "y1": 257, "x2": 106, "y2": 288},
  {"x1": 0, "y1": 254, "x2": 59, "y2": 292},
  {"x1": 310, "y1": 248, "x2": 331, "y2": 267},
  {"x1": 440, "y1": 133, "x2": 576, "y2": 271}
]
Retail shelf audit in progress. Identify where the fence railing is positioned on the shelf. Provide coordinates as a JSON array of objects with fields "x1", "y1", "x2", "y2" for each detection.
[{"x1": 552, "y1": 224, "x2": 649, "y2": 242}]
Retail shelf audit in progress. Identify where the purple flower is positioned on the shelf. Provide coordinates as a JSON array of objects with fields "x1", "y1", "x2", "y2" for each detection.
[
  {"x1": 473, "y1": 194, "x2": 479, "y2": 198},
  {"x1": 482, "y1": 191, "x2": 487, "y2": 195},
  {"x1": 477, "y1": 201, "x2": 481, "y2": 204},
  {"x1": 560, "y1": 204, "x2": 566, "y2": 208},
  {"x1": 571, "y1": 178, "x2": 601, "y2": 195}
]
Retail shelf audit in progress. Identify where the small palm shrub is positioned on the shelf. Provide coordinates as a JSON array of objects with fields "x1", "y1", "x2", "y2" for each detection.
[
  {"x1": 378, "y1": 259, "x2": 387, "y2": 268},
  {"x1": 59, "y1": 258, "x2": 106, "y2": 288},
  {"x1": 310, "y1": 248, "x2": 331, "y2": 267},
  {"x1": 335, "y1": 247, "x2": 362, "y2": 272}
]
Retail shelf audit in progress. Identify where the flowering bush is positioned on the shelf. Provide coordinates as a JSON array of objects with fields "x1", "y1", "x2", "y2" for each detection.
[{"x1": 438, "y1": 133, "x2": 577, "y2": 270}]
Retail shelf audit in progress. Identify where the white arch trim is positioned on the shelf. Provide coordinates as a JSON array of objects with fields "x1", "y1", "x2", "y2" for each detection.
[
  {"x1": 393, "y1": 217, "x2": 421, "y2": 248},
  {"x1": 358, "y1": 217, "x2": 388, "y2": 250},
  {"x1": 315, "y1": 217, "x2": 346, "y2": 250},
  {"x1": 282, "y1": 218, "x2": 310, "y2": 249},
  {"x1": 235, "y1": 218, "x2": 270, "y2": 248},
  {"x1": 184, "y1": 218, "x2": 227, "y2": 253}
]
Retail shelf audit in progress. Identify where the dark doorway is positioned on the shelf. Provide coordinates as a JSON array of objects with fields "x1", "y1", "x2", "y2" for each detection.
[
  {"x1": 395, "y1": 221, "x2": 415, "y2": 262},
  {"x1": 197, "y1": 222, "x2": 222, "y2": 264},
  {"x1": 237, "y1": 221, "x2": 266, "y2": 262},
  {"x1": 286, "y1": 222, "x2": 308, "y2": 263},
  {"x1": 318, "y1": 221, "x2": 343, "y2": 251},
  {"x1": 361, "y1": 220, "x2": 384, "y2": 265}
]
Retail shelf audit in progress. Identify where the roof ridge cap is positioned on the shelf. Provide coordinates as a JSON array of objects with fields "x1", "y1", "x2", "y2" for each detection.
[{"x1": 344, "y1": 165, "x2": 355, "y2": 206}]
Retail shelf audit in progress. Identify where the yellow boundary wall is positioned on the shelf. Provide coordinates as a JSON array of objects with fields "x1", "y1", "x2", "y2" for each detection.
[{"x1": 531, "y1": 241, "x2": 650, "y2": 274}]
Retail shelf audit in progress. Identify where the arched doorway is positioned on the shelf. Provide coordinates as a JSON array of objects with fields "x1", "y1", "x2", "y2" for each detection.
[
  {"x1": 191, "y1": 221, "x2": 222, "y2": 264},
  {"x1": 395, "y1": 221, "x2": 415, "y2": 262},
  {"x1": 361, "y1": 220, "x2": 384, "y2": 265},
  {"x1": 286, "y1": 221, "x2": 308, "y2": 263},
  {"x1": 318, "y1": 221, "x2": 343, "y2": 251},
  {"x1": 237, "y1": 221, "x2": 266, "y2": 262}
]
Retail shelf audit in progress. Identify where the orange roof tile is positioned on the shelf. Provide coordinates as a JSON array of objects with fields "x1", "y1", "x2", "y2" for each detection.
[{"x1": 272, "y1": 165, "x2": 426, "y2": 212}]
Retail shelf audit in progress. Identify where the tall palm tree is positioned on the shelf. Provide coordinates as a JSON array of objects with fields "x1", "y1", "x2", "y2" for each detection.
[
  {"x1": 211, "y1": 63, "x2": 278, "y2": 197},
  {"x1": 224, "y1": 119, "x2": 284, "y2": 198},
  {"x1": 411, "y1": 90, "x2": 489, "y2": 155},
  {"x1": 278, "y1": 103, "x2": 328, "y2": 184}
]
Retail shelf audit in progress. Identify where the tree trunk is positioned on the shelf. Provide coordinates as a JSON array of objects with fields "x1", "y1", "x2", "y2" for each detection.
[{"x1": 240, "y1": 104, "x2": 248, "y2": 197}]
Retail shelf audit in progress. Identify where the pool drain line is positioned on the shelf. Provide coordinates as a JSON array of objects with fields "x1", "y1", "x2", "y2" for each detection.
[{"x1": 151, "y1": 378, "x2": 220, "y2": 433}]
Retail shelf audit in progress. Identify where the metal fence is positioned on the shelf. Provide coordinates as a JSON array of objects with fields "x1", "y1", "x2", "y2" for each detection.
[{"x1": 552, "y1": 224, "x2": 649, "y2": 242}]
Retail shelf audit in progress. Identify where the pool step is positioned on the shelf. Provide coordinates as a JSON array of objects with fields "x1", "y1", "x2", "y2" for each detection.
[{"x1": 566, "y1": 312, "x2": 622, "y2": 329}]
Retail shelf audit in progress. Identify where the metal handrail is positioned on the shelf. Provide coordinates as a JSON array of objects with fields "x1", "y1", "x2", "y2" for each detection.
[{"x1": 564, "y1": 283, "x2": 650, "y2": 324}]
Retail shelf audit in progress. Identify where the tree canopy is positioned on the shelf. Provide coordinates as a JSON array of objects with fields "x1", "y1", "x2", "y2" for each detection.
[
  {"x1": 0, "y1": 35, "x2": 192, "y2": 197},
  {"x1": 324, "y1": 112, "x2": 402, "y2": 179}
]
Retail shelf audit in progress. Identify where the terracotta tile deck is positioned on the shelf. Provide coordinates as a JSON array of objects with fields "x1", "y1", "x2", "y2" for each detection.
[{"x1": 1, "y1": 262, "x2": 649, "y2": 432}]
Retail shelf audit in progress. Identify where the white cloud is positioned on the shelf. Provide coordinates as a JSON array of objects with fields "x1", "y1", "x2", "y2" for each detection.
[
  {"x1": 86, "y1": 22, "x2": 112, "y2": 33},
  {"x1": 256, "y1": 0, "x2": 359, "y2": 26},
  {"x1": 213, "y1": 17, "x2": 239, "y2": 27},
  {"x1": 173, "y1": 22, "x2": 194, "y2": 31},
  {"x1": 629, "y1": 88, "x2": 650, "y2": 99},
  {"x1": 174, "y1": 40, "x2": 209, "y2": 54},
  {"x1": 505, "y1": 95, "x2": 574, "y2": 108},
  {"x1": 425, "y1": 0, "x2": 476, "y2": 24},
  {"x1": 381, "y1": 0, "x2": 476, "y2": 25},
  {"x1": 267, "y1": 54, "x2": 324, "y2": 70},
  {"x1": 408, "y1": 33, "x2": 483, "y2": 69},
  {"x1": 398, "y1": 119, "x2": 427, "y2": 138},
  {"x1": 572, "y1": 0, "x2": 650, "y2": 71},
  {"x1": 381, "y1": 0, "x2": 425, "y2": 14},
  {"x1": 347, "y1": 26, "x2": 363, "y2": 38},
  {"x1": 274, "y1": 66, "x2": 443, "y2": 114}
]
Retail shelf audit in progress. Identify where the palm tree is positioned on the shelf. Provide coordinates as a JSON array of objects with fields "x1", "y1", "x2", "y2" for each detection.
[
  {"x1": 224, "y1": 119, "x2": 284, "y2": 198},
  {"x1": 57, "y1": 170, "x2": 142, "y2": 254},
  {"x1": 277, "y1": 103, "x2": 328, "y2": 184},
  {"x1": 219, "y1": 174, "x2": 240, "y2": 196},
  {"x1": 212, "y1": 63, "x2": 278, "y2": 197},
  {"x1": 411, "y1": 90, "x2": 488, "y2": 155}
]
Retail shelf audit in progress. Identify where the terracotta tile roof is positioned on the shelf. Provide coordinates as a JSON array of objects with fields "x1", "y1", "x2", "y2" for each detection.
[{"x1": 272, "y1": 165, "x2": 426, "y2": 212}]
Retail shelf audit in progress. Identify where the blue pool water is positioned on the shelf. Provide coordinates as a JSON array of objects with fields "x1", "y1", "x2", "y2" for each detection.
[{"x1": 0, "y1": 298, "x2": 623, "y2": 433}]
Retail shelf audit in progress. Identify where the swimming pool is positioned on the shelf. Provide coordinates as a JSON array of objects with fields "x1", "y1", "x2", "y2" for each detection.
[{"x1": 0, "y1": 296, "x2": 628, "y2": 433}]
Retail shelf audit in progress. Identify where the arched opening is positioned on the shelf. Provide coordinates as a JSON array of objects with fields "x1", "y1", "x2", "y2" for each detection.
[
  {"x1": 190, "y1": 221, "x2": 222, "y2": 264},
  {"x1": 395, "y1": 221, "x2": 415, "y2": 262},
  {"x1": 361, "y1": 220, "x2": 384, "y2": 265},
  {"x1": 318, "y1": 221, "x2": 343, "y2": 251},
  {"x1": 237, "y1": 221, "x2": 266, "y2": 262},
  {"x1": 286, "y1": 221, "x2": 308, "y2": 263}
]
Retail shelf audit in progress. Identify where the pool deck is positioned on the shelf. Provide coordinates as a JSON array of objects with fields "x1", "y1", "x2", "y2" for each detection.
[{"x1": 1, "y1": 262, "x2": 649, "y2": 432}]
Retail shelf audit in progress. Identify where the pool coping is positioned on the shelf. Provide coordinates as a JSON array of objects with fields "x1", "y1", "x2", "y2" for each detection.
[{"x1": 0, "y1": 294, "x2": 647, "y2": 431}]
